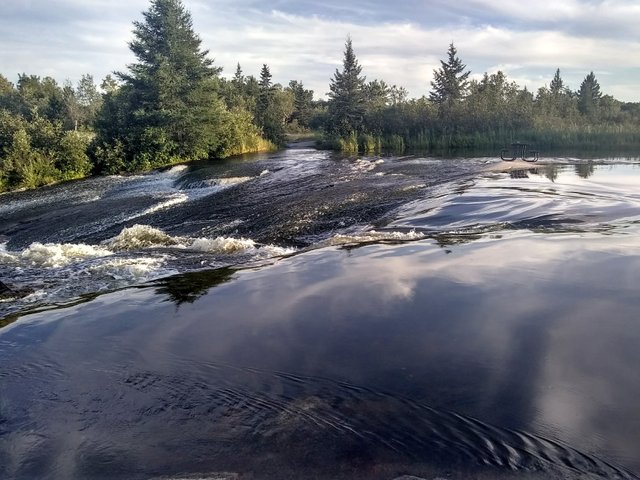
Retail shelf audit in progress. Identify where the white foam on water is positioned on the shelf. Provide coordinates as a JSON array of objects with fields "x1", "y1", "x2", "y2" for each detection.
[
  {"x1": 141, "y1": 193, "x2": 189, "y2": 215},
  {"x1": 1, "y1": 225, "x2": 296, "y2": 317},
  {"x1": 189, "y1": 236, "x2": 257, "y2": 254},
  {"x1": 402, "y1": 184, "x2": 426, "y2": 191},
  {"x1": 255, "y1": 244, "x2": 297, "y2": 257},
  {"x1": 326, "y1": 229, "x2": 425, "y2": 246},
  {"x1": 189, "y1": 236, "x2": 296, "y2": 257},
  {"x1": 5, "y1": 242, "x2": 114, "y2": 268},
  {"x1": 86, "y1": 256, "x2": 175, "y2": 282},
  {"x1": 216, "y1": 176, "x2": 253, "y2": 186},
  {"x1": 351, "y1": 158, "x2": 383, "y2": 173},
  {"x1": 175, "y1": 176, "x2": 255, "y2": 200},
  {"x1": 260, "y1": 169, "x2": 270, "y2": 176},
  {"x1": 105, "y1": 224, "x2": 296, "y2": 258},
  {"x1": 167, "y1": 164, "x2": 189, "y2": 173},
  {"x1": 106, "y1": 225, "x2": 185, "y2": 251}
]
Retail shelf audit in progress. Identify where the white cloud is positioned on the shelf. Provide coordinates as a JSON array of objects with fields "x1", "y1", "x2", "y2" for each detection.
[{"x1": 0, "y1": 0, "x2": 638, "y2": 101}]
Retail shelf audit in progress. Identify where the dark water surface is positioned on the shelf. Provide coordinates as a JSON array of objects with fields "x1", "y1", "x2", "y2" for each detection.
[{"x1": 1, "y1": 150, "x2": 640, "y2": 479}]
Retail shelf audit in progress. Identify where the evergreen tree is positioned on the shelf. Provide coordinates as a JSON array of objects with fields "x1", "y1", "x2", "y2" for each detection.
[
  {"x1": 550, "y1": 68, "x2": 564, "y2": 96},
  {"x1": 75, "y1": 74, "x2": 102, "y2": 128},
  {"x1": 327, "y1": 36, "x2": 366, "y2": 137},
  {"x1": 232, "y1": 63, "x2": 244, "y2": 88},
  {"x1": 112, "y1": 0, "x2": 227, "y2": 168},
  {"x1": 258, "y1": 64, "x2": 272, "y2": 89},
  {"x1": 15, "y1": 75, "x2": 68, "y2": 124},
  {"x1": 254, "y1": 64, "x2": 278, "y2": 143},
  {"x1": 429, "y1": 43, "x2": 470, "y2": 107},
  {"x1": 256, "y1": 63, "x2": 273, "y2": 122},
  {"x1": 287, "y1": 80, "x2": 314, "y2": 129},
  {"x1": 577, "y1": 71, "x2": 602, "y2": 116}
]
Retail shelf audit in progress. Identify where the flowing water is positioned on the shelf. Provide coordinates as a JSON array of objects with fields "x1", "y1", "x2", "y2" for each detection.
[{"x1": 1, "y1": 146, "x2": 640, "y2": 479}]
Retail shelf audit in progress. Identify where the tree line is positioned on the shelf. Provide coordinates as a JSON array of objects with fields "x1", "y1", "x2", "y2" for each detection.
[
  {"x1": 325, "y1": 40, "x2": 640, "y2": 153},
  {"x1": 1, "y1": 0, "x2": 639, "y2": 192}
]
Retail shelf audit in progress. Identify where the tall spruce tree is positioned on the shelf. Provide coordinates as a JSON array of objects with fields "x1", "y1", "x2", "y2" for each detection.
[
  {"x1": 550, "y1": 68, "x2": 564, "y2": 96},
  {"x1": 429, "y1": 43, "x2": 470, "y2": 107},
  {"x1": 327, "y1": 37, "x2": 366, "y2": 137},
  {"x1": 113, "y1": 0, "x2": 226, "y2": 167},
  {"x1": 256, "y1": 63, "x2": 273, "y2": 122},
  {"x1": 577, "y1": 71, "x2": 602, "y2": 116},
  {"x1": 232, "y1": 63, "x2": 244, "y2": 88}
]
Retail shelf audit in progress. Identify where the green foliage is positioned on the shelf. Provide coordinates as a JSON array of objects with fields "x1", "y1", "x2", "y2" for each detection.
[
  {"x1": 95, "y1": 0, "x2": 227, "y2": 171},
  {"x1": 2, "y1": 128, "x2": 58, "y2": 189},
  {"x1": 327, "y1": 37, "x2": 366, "y2": 137},
  {"x1": 319, "y1": 46, "x2": 640, "y2": 155},
  {"x1": 287, "y1": 80, "x2": 314, "y2": 130},
  {"x1": 130, "y1": 127, "x2": 179, "y2": 171},
  {"x1": 92, "y1": 139, "x2": 126, "y2": 175},
  {"x1": 429, "y1": 43, "x2": 470, "y2": 107},
  {"x1": 257, "y1": 63, "x2": 273, "y2": 120},
  {"x1": 75, "y1": 74, "x2": 102, "y2": 128},
  {"x1": 57, "y1": 131, "x2": 92, "y2": 179},
  {"x1": 383, "y1": 134, "x2": 405, "y2": 153},
  {"x1": 577, "y1": 71, "x2": 602, "y2": 116},
  {"x1": 4, "y1": 17, "x2": 640, "y2": 191},
  {"x1": 550, "y1": 68, "x2": 565, "y2": 96},
  {"x1": 0, "y1": 104, "x2": 94, "y2": 191},
  {"x1": 359, "y1": 134, "x2": 381, "y2": 154},
  {"x1": 91, "y1": 0, "x2": 279, "y2": 175},
  {"x1": 254, "y1": 64, "x2": 291, "y2": 145},
  {"x1": 218, "y1": 108, "x2": 276, "y2": 157},
  {"x1": 338, "y1": 132, "x2": 359, "y2": 153}
]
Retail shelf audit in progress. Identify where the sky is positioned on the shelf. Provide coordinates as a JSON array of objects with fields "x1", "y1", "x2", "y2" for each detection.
[{"x1": 0, "y1": 0, "x2": 639, "y2": 101}]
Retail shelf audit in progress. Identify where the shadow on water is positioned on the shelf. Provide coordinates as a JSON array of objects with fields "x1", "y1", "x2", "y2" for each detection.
[
  {"x1": 152, "y1": 267, "x2": 236, "y2": 306},
  {"x1": 0, "y1": 267, "x2": 238, "y2": 327}
]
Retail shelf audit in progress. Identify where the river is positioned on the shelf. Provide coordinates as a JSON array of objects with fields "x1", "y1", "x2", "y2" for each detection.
[{"x1": 1, "y1": 146, "x2": 640, "y2": 479}]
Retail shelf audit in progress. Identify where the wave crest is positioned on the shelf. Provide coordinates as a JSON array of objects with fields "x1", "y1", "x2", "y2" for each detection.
[
  {"x1": 107, "y1": 225, "x2": 183, "y2": 250},
  {"x1": 326, "y1": 229, "x2": 425, "y2": 246}
]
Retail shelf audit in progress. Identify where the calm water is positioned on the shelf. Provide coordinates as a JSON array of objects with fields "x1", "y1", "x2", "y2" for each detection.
[{"x1": 1, "y1": 151, "x2": 640, "y2": 479}]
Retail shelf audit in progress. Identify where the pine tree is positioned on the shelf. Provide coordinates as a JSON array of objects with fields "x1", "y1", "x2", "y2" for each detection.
[
  {"x1": 429, "y1": 43, "x2": 470, "y2": 107},
  {"x1": 257, "y1": 63, "x2": 273, "y2": 121},
  {"x1": 577, "y1": 71, "x2": 602, "y2": 116},
  {"x1": 550, "y1": 68, "x2": 564, "y2": 96},
  {"x1": 259, "y1": 64, "x2": 272, "y2": 90},
  {"x1": 232, "y1": 63, "x2": 244, "y2": 87},
  {"x1": 254, "y1": 64, "x2": 286, "y2": 145},
  {"x1": 256, "y1": 64, "x2": 272, "y2": 133},
  {"x1": 327, "y1": 36, "x2": 366, "y2": 137},
  {"x1": 114, "y1": 0, "x2": 226, "y2": 166},
  {"x1": 288, "y1": 80, "x2": 314, "y2": 129}
]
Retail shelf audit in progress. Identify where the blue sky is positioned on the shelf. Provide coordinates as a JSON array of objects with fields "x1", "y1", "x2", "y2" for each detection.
[{"x1": 0, "y1": 0, "x2": 639, "y2": 101}]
